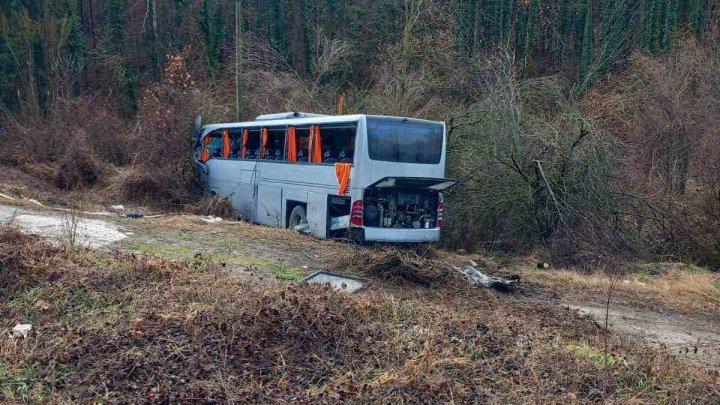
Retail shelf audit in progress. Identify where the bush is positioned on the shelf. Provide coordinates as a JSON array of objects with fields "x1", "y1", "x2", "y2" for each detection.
[
  {"x1": 109, "y1": 168, "x2": 190, "y2": 208},
  {"x1": 584, "y1": 39, "x2": 720, "y2": 268},
  {"x1": 190, "y1": 195, "x2": 238, "y2": 219},
  {"x1": 443, "y1": 53, "x2": 628, "y2": 266},
  {"x1": 54, "y1": 133, "x2": 102, "y2": 190}
]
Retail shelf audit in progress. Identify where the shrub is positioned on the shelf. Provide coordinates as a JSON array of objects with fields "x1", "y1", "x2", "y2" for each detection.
[
  {"x1": 54, "y1": 133, "x2": 102, "y2": 190},
  {"x1": 443, "y1": 53, "x2": 628, "y2": 266},
  {"x1": 190, "y1": 195, "x2": 238, "y2": 219}
]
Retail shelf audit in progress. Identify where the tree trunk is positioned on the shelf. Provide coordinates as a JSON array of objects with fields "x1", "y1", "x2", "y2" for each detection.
[{"x1": 473, "y1": 0, "x2": 483, "y2": 53}]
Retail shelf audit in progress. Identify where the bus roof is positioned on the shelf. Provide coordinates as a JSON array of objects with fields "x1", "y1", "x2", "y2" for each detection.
[{"x1": 200, "y1": 114, "x2": 443, "y2": 136}]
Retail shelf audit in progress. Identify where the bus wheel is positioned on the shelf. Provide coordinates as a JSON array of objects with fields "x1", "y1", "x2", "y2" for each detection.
[{"x1": 288, "y1": 205, "x2": 307, "y2": 229}]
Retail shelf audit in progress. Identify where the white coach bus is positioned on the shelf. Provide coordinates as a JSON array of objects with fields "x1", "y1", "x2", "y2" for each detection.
[{"x1": 192, "y1": 112, "x2": 456, "y2": 242}]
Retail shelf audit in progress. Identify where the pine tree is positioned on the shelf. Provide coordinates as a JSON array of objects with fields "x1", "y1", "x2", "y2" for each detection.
[
  {"x1": 579, "y1": 0, "x2": 594, "y2": 90},
  {"x1": 523, "y1": 0, "x2": 540, "y2": 70},
  {"x1": 200, "y1": 0, "x2": 226, "y2": 81}
]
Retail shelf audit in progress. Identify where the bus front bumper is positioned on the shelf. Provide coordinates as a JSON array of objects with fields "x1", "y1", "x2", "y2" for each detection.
[{"x1": 356, "y1": 227, "x2": 441, "y2": 243}]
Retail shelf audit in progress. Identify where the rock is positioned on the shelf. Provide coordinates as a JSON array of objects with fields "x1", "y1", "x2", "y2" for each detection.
[
  {"x1": 35, "y1": 300, "x2": 52, "y2": 310},
  {"x1": 12, "y1": 323, "x2": 32, "y2": 338}
]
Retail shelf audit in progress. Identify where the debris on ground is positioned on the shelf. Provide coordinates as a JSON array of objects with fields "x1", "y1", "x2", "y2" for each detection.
[
  {"x1": 11, "y1": 323, "x2": 32, "y2": 338},
  {"x1": 294, "y1": 223, "x2": 311, "y2": 233},
  {"x1": 302, "y1": 271, "x2": 366, "y2": 293},
  {"x1": 111, "y1": 204, "x2": 125, "y2": 211},
  {"x1": 35, "y1": 300, "x2": 52, "y2": 310},
  {"x1": 200, "y1": 216, "x2": 222, "y2": 223},
  {"x1": 457, "y1": 265, "x2": 518, "y2": 292}
]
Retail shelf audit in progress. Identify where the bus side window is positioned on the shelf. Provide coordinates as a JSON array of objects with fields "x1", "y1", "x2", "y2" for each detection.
[
  {"x1": 264, "y1": 127, "x2": 286, "y2": 161},
  {"x1": 244, "y1": 129, "x2": 261, "y2": 159},
  {"x1": 203, "y1": 131, "x2": 223, "y2": 160},
  {"x1": 229, "y1": 129, "x2": 244, "y2": 158},
  {"x1": 291, "y1": 127, "x2": 311, "y2": 163},
  {"x1": 320, "y1": 125, "x2": 356, "y2": 164}
]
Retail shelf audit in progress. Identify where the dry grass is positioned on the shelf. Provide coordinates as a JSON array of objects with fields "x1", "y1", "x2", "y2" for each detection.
[
  {"x1": 340, "y1": 245, "x2": 458, "y2": 286},
  {"x1": 528, "y1": 266, "x2": 720, "y2": 313},
  {"x1": 54, "y1": 133, "x2": 104, "y2": 190},
  {"x1": 0, "y1": 228, "x2": 718, "y2": 403},
  {"x1": 103, "y1": 167, "x2": 191, "y2": 208},
  {"x1": 189, "y1": 195, "x2": 238, "y2": 219}
]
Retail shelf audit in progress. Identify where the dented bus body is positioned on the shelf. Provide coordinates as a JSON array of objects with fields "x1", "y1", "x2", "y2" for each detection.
[{"x1": 193, "y1": 113, "x2": 455, "y2": 242}]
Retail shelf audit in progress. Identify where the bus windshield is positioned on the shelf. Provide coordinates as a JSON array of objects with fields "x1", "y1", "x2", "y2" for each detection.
[{"x1": 367, "y1": 117, "x2": 443, "y2": 164}]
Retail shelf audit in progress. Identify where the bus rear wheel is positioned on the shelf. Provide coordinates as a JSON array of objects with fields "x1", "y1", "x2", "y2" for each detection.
[{"x1": 288, "y1": 205, "x2": 307, "y2": 229}]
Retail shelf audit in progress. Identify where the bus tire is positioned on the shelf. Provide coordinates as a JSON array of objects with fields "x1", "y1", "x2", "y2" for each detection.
[{"x1": 288, "y1": 205, "x2": 307, "y2": 229}]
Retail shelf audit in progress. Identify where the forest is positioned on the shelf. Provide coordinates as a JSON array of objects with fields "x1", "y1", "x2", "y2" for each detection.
[{"x1": 1, "y1": 0, "x2": 719, "y2": 267}]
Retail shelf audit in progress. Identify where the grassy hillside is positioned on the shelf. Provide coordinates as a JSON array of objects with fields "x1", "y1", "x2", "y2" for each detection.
[{"x1": 1, "y1": 226, "x2": 718, "y2": 403}]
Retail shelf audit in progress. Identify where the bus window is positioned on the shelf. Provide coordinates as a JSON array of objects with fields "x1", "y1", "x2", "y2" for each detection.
[
  {"x1": 264, "y1": 127, "x2": 286, "y2": 161},
  {"x1": 367, "y1": 117, "x2": 442, "y2": 164},
  {"x1": 203, "y1": 131, "x2": 223, "y2": 160},
  {"x1": 320, "y1": 125, "x2": 356, "y2": 164},
  {"x1": 243, "y1": 129, "x2": 261, "y2": 160},
  {"x1": 228, "y1": 129, "x2": 244, "y2": 158},
  {"x1": 292, "y1": 127, "x2": 311, "y2": 162}
]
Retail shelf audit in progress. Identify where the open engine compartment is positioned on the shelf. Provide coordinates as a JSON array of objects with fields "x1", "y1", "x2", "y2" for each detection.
[{"x1": 363, "y1": 188, "x2": 440, "y2": 229}]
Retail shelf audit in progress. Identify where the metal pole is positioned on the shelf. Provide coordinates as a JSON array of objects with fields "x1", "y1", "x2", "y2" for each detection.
[{"x1": 235, "y1": 0, "x2": 242, "y2": 121}]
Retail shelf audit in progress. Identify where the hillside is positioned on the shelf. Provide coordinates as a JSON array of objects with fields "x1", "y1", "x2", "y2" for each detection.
[{"x1": 0, "y1": 179, "x2": 718, "y2": 401}]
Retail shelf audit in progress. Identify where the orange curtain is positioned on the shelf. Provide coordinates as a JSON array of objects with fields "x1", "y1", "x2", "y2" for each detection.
[
  {"x1": 261, "y1": 128, "x2": 269, "y2": 158},
  {"x1": 287, "y1": 127, "x2": 298, "y2": 162},
  {"x1": 311, "y1": 125, "x2": 323, "y2": 163},
  {"x1": 222, "y1": 130, "x2": 231, "y2": 158},
  {"x1": 241, "y1": 129, "x2": 248, "y2": 159},
  {"x1": 307, "y1": 125, "x2": 314, "y2": 162},
  {"x1": 201, "y1": 135, "x2": 212, "y2": 162},
  {"x1": 335, "y1": 163, "x2": 352, "y2": 195}
]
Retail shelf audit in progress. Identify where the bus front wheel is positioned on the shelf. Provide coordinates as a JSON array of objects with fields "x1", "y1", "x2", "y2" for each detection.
[{"x1": 288, "y1": 205, "x2": 307, "y2": 229}]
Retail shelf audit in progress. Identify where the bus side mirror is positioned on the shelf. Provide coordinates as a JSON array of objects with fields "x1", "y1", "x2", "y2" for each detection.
[{"x1": 193, "y1": 115, "x2": 202, "y2": 147}]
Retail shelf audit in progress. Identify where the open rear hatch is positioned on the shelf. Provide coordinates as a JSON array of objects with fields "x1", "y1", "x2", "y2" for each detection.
[
  {"x1": 367, "y1": 177, "x2": 458, "y2": 191},
  {"x1": 362, "y1": 177, "x2": 457, "y2": 229}
]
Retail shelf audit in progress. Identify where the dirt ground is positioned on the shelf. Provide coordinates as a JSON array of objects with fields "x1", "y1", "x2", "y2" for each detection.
[
  {"x1": 570, "y1": 302, "x2": 720, "y2": 368},
  {"x1": 2, "y1": 195, "x2": 720, "y2": 374}
]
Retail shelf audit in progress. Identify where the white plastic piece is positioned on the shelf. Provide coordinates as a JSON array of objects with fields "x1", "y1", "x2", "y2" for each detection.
[
  {"x1": 200, "y1": 216, "x2": 223, "y2": 223},
  {"x1": 12, "y1": 324, "x2": 32, "y2": 338}
]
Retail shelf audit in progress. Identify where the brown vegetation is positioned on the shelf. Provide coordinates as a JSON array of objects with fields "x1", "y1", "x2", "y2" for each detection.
[
  {"x1": 340, "y1": 245, "x2": 457, "y2": 287},
  {"x1": 54, "y1": 133, "x2": 103, "y2": 190},
  {"x1": 1, "y1": 228, "x2": 718, "y2": 403},
  {"x1": 584, "y1": 39, "x2": 720, "y2": 268},
  {"x1": 190, "y1": 195, "x2": 238, "y2": 219},
  {"x1": 528, "y1": 264, "x2": 720, "y2": 314}
]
